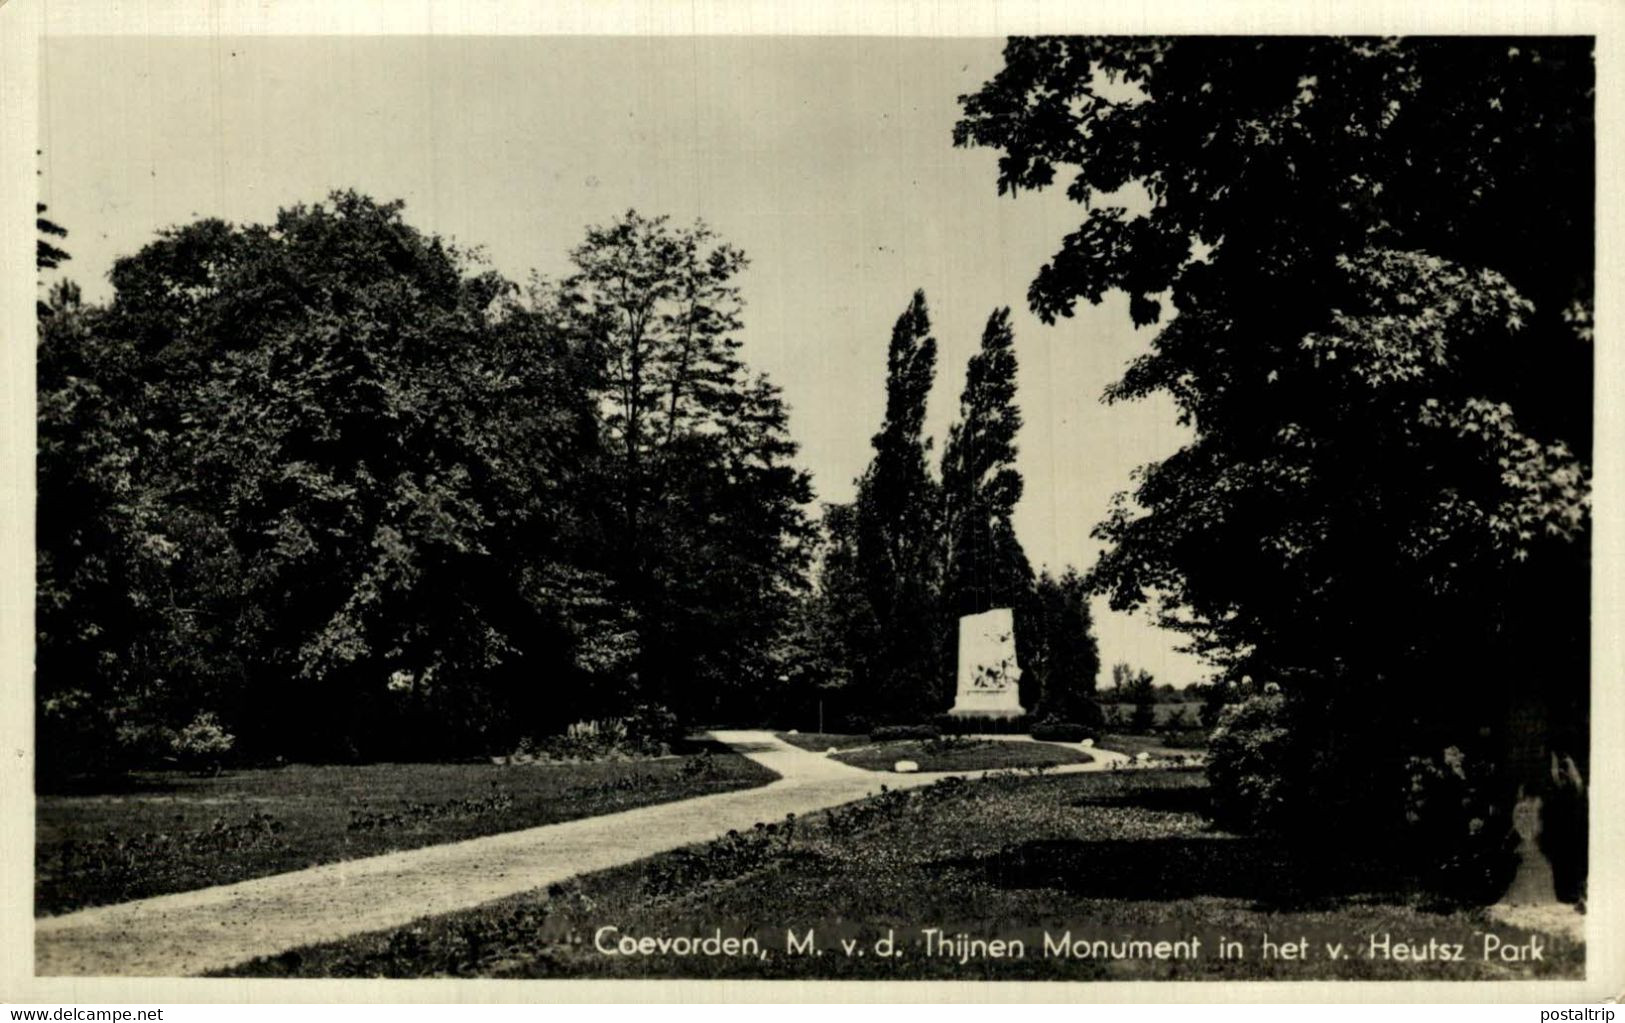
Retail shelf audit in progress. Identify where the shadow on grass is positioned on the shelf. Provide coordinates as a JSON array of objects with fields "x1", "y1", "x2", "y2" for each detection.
[
  {"x1": 672, "y1": 737, "x2": 748, "y2": 755},
  {"x1": 940, "y1": 836, "x2": 1415, "y2": 912},
  {"x1": 1069, "y1": 785, "x2": 1212, "y2": 816},
  {"x1": 40, "y1": 772, "x2": 207, "y2": 797}
]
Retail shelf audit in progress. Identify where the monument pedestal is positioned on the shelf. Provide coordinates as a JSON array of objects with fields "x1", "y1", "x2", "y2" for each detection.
[
  {"x1": 946, "y1": 607, "x2": 1025, "y2": 720},
  {"x1": 946, "y1": 695, "x2": 1026, "y2": 720}
]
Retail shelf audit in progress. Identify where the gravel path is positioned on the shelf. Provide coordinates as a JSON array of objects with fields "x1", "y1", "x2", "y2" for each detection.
[{"x1": 35, "y1": 730, "x2": 1127, "y2": 977}]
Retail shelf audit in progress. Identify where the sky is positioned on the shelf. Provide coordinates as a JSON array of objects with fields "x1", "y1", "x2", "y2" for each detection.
[{"x1": 40, "y1": 35, "x2": 1209, "y2": 688}]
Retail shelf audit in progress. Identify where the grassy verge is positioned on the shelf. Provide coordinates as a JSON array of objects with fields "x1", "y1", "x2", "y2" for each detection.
[
  {"x1": 37, "y1": 739, "x2": 776, "y2": 916},
  {"x1": 774, "y1": 733, "x2": 871, "y2": 753},
  {"x1": 219, "y1": 768, "x2": 1578, "y2": 980},
  {"x1": 830, "y1": 739, "x2": 1091, "y2": 773},
  {"x1": 1095, "y1": 733, "x2": 1207, "y2": 759},
  {"x1": 776, "y1": 733, "x2": 1093, "y2": 772}
]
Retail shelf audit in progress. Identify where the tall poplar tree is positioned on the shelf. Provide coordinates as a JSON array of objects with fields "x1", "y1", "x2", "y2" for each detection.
[
  {"x1": 850, "y1": 290, "x2": 944, "y2": 720},
  {"x1": 941, "y1": 307, "x2": 1031, "y2": 618}
]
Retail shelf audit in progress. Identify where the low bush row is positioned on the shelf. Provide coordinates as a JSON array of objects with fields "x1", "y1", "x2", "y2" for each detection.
[
  {"x1": 512, "y1": 703, "x2": 684, "y2": 763},
  {"x1": 869, "y1": 724, "x2": 940, "y2": 741},
  {"x1": 1030, "y1": 720, "x2": 1093, "y2": 743},
  {"x1": 868, "y1": 713, "x2": 1099, "y2": 743},
  {"x1": 931, "y1": 714, "x2": 1032, "y2": 736}
]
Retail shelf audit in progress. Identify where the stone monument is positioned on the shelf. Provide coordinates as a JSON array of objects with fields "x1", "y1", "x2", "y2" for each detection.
[{"x1": 946, "y1": 607, "x2": 1025, "y2": 720}]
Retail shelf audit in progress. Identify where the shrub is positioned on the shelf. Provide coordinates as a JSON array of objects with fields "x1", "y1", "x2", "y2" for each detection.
[
  {"x1": 921, "y1": 734, "x2": 984, "y2": 755},
  {"x1": 1402, "y1": 746, "x2": 1519, "y2": 904},
  {"x1": 526, "y1": 704, "x2": 680, "y2": 762},
  {"x1": 1204, "y1": 691, "x2": 1295, "y2": 832},
  {"x1": 678, "y1": 748, "x2": 722, "y2": 781},
  {"x1": 1161, "y1": 705, "x2": 1195, "y2": 733},
  {"x1": 1130, "y1": 700, "x2": 1157, "y2": 733},
  {"x1": 170, "y1": 712, "x2": 235, "y2": 775},
  {"x1": 839, "y1": 714, "x2": 873, "y2": 736},
  {"x1": 114, "y1": 720, "x2": 178, "y2": 768},
  {"x1": 870, "y1": 724, "x2": 940, "y2": 742},
  {"x1": 1157, "y1": 728, "x2": 1211, "y2": 750},
  {"x1": 1197, "y1": 681, "x2": 1235, "y2": 729},
  {"x1": 1539, "y1": 752, "x2": 1587, "y2": 905},
  {"x1": 532, "y1": 720, "x2": 628, "y2": 761},
  {"x1": 624, "y1": 702, "x2": 681, "y2": 756},
  {"x1": 931, "y1": 713, "x2": 1032, "y2": 736},
  {"x1": 1075, "y1": 698, "x2": 1106, "y2": 732},
  {"x1": 1030, "y1": 717, "x2": 1093, "y2": 742}
]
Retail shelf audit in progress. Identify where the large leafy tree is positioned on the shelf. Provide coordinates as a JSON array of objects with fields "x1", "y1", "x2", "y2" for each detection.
[
  {"x1": 1025, "y1": 569, "x2": 1101, "y2": 720},
  {"x1": 542, "y1": 211, "x2": 815, "y2": 722},
  {"x1": 956, "y1": 38, "x2": 1591, "y2": 804},
  {"x1": 782, "y1": 501, "x2": 873, "y2": 729},
  {"x1": 37, "y1": 192, "x2": 607, "y2": 775}
]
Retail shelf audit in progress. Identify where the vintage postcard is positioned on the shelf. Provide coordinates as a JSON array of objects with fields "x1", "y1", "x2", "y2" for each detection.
[{"x1": 2, "y1": 0, "x2": 1620, "y2": 1005}]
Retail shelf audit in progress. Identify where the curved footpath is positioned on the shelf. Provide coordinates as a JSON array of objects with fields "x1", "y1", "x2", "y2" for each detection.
[{"x1": 35, "y1": 731, "x2": 1129, "y2": 977}]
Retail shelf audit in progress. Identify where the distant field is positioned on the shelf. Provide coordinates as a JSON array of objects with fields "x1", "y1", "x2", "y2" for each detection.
[
  {"x1": 1102, "y1": 702, "x2": 1204, "y2": 726},
  {"x1": 37, "y1": 740, "x2": 777, "y2": 916}
]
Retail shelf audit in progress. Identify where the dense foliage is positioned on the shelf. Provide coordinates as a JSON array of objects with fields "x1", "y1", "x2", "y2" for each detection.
[
  {"x1": 536, "y1": 211, "x2": 817, "y2": 724},
  {"x1": 957, "y1": 37, "x2": 1591, "y2": 881},
  {"x1": 1023, "y1": 569, "x2": 1102, "y2": 721},
  {"x1": 941, "y1": 308, "x2": 1030, "y2": 619},
  {"x1": 847, "y1": 291, "x2": 949, "y2": 720},
  {"x1": 36, "y1": 195, "x2": 812, "y2": 783}
]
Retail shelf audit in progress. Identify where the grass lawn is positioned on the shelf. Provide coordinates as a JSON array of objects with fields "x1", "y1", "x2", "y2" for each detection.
[
  {"x1": 1095, "y1": 734, "x2": 1207, "y2": 759},
  {"x1": 36, "y1": 739, "x2": 777, "y2": 916},
  {"x1": 776, "y1": 733, "x2": 1092, "y2": 772},
  {"x1": 830, "y1": 738, "x2": 1092, "y2": 773},
  {"x1": 774, "y1": 732, "x2": 871, "y2": 753},
  {"x1": 219, "y1": 768, "x2": 1578, "y2": 981}
]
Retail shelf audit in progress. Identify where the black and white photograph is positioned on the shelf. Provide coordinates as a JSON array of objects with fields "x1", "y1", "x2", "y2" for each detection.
[{"x1": 5, "y1": 0, "x2": 1620, "y2": 1003}]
